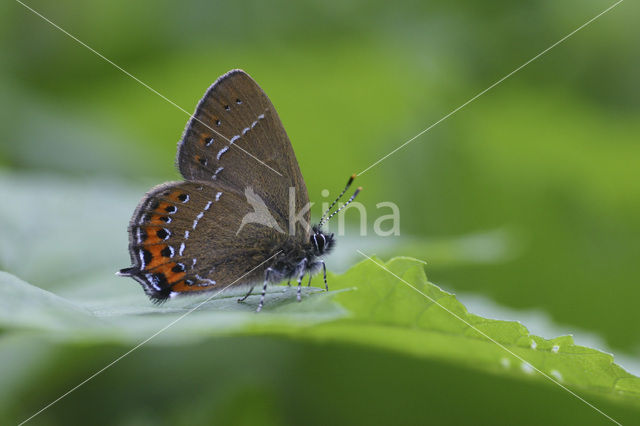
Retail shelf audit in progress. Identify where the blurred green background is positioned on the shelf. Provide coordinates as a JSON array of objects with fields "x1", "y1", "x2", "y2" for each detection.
[{"x1": 1, "y1": 0, "x2": 639, "y2": 424}]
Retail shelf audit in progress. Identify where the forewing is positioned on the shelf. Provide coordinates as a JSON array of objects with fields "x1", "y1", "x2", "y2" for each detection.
[
  {"x1": 176, "y1": 69, "x2": 310, "y2": 235},
  {"x1": 121, "y1": 181, "x2": 286, "y2": 302}
]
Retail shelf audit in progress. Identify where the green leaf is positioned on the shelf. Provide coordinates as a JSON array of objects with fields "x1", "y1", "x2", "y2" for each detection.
[
  {"x1": 317, "y1": 257, "x2": 640, "y2": 407},
  {"x1": 1, "y1": 257, "x2": 639, "y2": 410},
  {"x1": 0, "y1": 272, "x2": 98, "y2": 332}
]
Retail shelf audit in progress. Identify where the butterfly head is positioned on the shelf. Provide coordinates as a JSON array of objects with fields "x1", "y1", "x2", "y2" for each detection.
[{"x1": 310, "y1": 225, "x2": 335, "y2": 256}]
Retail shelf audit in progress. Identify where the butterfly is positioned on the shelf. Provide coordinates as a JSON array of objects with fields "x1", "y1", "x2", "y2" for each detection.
[{"x1": 118, "y1": 69, "x2": 360, "y2": 311}]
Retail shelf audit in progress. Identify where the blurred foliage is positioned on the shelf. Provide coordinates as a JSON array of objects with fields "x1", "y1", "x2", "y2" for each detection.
[{"x1": 2, "y1": 0, "x2": 639, "y2": 424}]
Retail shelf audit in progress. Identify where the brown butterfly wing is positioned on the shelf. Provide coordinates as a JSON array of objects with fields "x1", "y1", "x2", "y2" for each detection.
[
  {"x1": 176, "y1": 69, "x2": 310, "y2": 236},
  {"x1": 120, "y1": 180, "x2": 289, "y2": 301}
]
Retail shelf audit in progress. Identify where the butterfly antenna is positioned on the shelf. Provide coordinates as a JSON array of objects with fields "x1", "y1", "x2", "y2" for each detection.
[
  {"x1": 319, "y1": 186, "x2": 362, "y2": 226},
  {"x1": 319, "y1": 174, "x2": 356, "y2": 225}
]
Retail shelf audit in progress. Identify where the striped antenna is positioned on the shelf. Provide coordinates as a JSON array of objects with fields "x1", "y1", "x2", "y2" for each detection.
[
  {"x1": 319, "y1": 186, "x2": 362, "y2": 227},
  {"x1": 319, "y1": 174, "x2": 356, "y2": 225}
]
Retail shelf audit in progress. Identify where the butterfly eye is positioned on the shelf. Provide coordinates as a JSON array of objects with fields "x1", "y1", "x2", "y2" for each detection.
[{"x1": 310, "y1": 233, "x2": 326, "y2": 253}]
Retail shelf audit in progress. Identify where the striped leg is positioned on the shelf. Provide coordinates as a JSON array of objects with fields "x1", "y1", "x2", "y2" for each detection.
[
  {"x1": 321, "y1": 259, "x2": 328, "y2": 291},
  {"x1": 306, "y1": 260, "x2": 328, "y2": 290},
  {"x1": 237, "y1": 285, "x2": 255, "y2": 302},
  {"x1": 296, "y1": 258, "x2": 308, "y2": 302},
  {"x1": 256, "y1": 268, "x2": 273, "y2": 312}
]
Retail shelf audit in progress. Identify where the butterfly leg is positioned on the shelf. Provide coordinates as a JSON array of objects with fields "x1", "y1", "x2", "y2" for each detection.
[
  {"x1": 306, "y1": 260, "x2": 327, "y2": 290},
  {"x1": 237, "y1": 285, "x2": 255, "y2": 303},
  {"x1": 296, "y1": 258, "x2": 308, "y2": 302},
  {"x1": 321, "y1": 259, "x2": 328, "y2": 291},
  {"x1": 256, "y1": 268, "x2": 273, "y2": 313}
]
